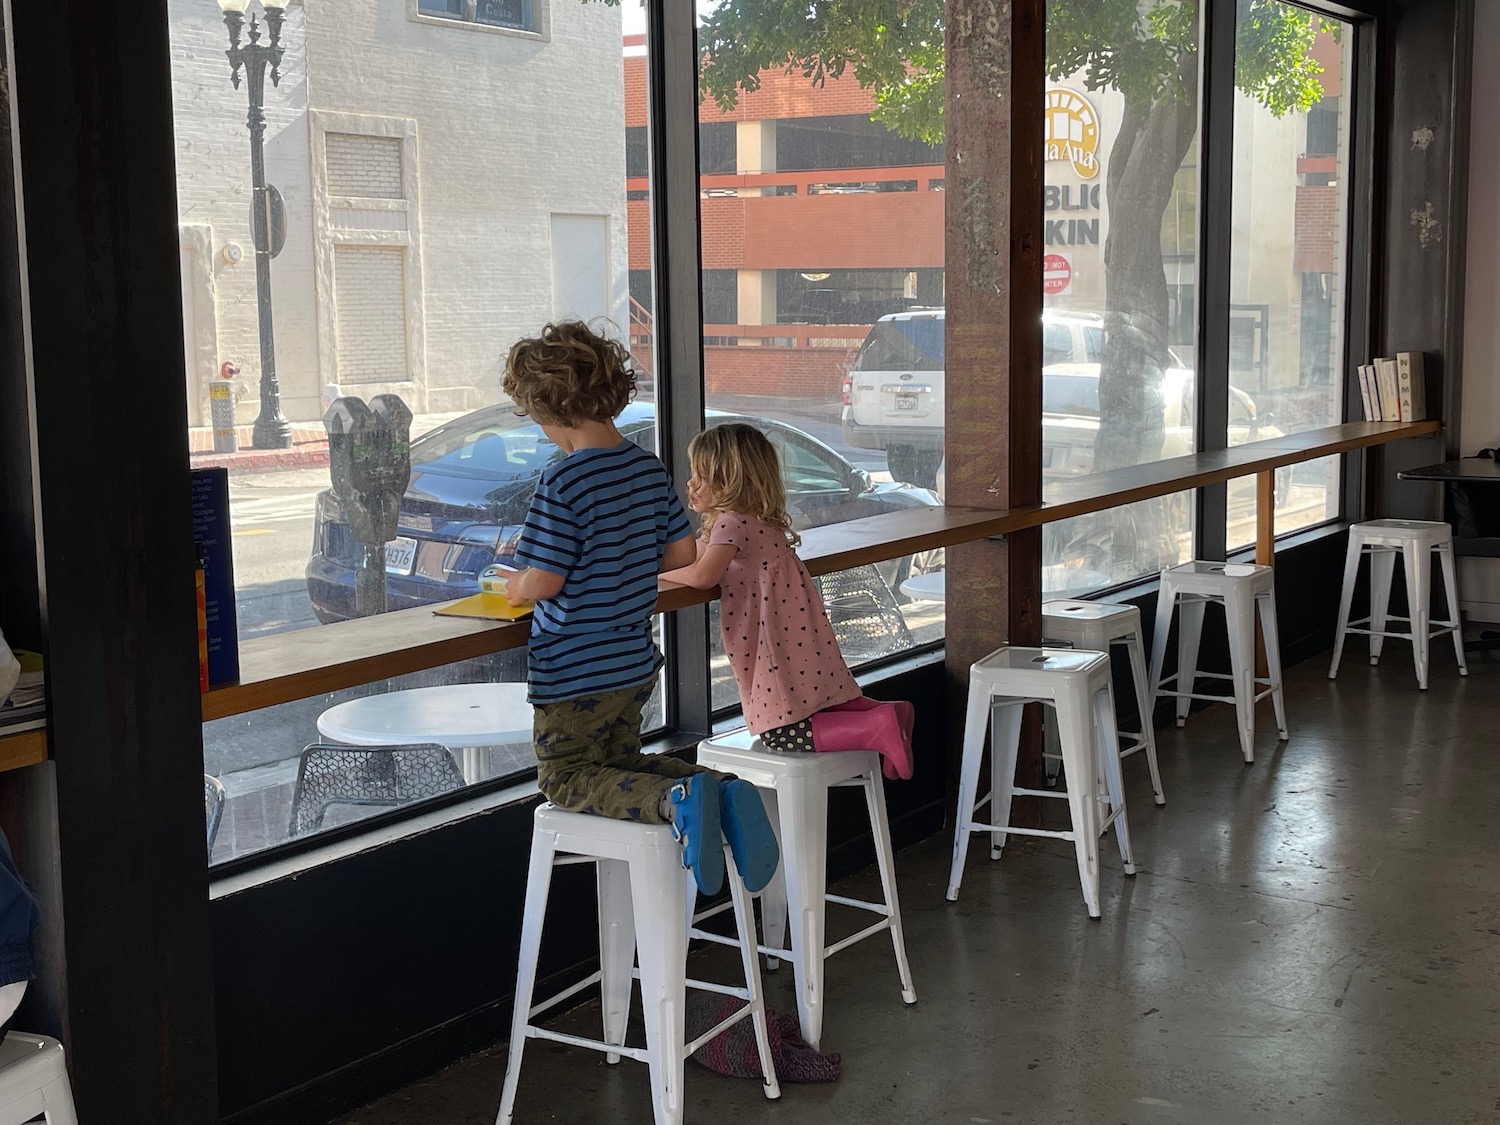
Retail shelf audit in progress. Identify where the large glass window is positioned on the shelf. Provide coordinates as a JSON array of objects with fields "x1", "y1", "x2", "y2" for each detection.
[
  {"x1": 1040, "y1": 7, "x2": 1203, "y2": 592},
  {"x1": 177, "y1": 0, "x2": 1363, "y2": 867},
  {"x1": 175, "y1": 0, "x2": 648, "y2": 860},
  {"x1": 693, "y1": 5, "x2": 946, "y2": 713},
  {"x1": 1227, "y1": 4, "x2": 1351, "y2": 549}
]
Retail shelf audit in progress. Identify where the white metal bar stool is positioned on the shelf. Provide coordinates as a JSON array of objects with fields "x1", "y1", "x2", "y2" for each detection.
[
  {"x1": 695, "y1": 731, "x2": 916, "y2": 1051},
  {"x1": 0, "y1": 1033, "x2": 78, "y2": 1125},
  {"x1": 1149, "y1": 561, "x2": 1289, "y2": 764},
  {"x1": 948, "y1": 647, "x2": 1135, "y2": 918},
  {"x1": 1328, "y1": 518, "x2": 1467, "y2": 690},
  {"x1": 1042, "y1": 599, "x2": 1166, "y2": 806},
  {"x1": 496, "y1": 804, "x2": 780, "y2": 1125}
]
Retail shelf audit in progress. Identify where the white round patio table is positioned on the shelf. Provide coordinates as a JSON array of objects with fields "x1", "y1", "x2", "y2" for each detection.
[
  {"x1": 899, "y1": 570, "x2": 948, "y2": 602},
  {"x1": 316, "y1": 683, "x2": 534, "y2": 784}
]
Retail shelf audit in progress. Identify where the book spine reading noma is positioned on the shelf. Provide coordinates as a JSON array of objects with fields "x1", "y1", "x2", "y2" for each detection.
[{"x1": 1396, "y1": 351, "x2": 1428, "y2": 422}]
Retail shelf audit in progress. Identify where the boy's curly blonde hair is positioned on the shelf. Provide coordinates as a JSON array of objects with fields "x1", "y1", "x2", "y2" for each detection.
[
  {"x1": 501, "y1": 321, "x2": 637, "y2": 425},
  {"x1": 688, "y1": 424, "x2": 800, "y2": 547}
]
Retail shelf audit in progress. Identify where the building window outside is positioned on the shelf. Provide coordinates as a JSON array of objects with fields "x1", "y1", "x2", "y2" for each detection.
[
  {"x1": 326, "y1": 133, "x2": 403, "y2": 199},
  {"x1": 699, "y1": 121, "x2": 737, "y2": 176},
  {"x1": 416, "y1": 0, "x2": 534, "y2": 34},
  {"x1": 334, "y1": 246, "x2": 410, "y2": 383},
  {"x1": 625, "y1": 126, "x2": 648, "y2": 180},
  {"x1": 1306, "y1": 96, "x2": 1340, "y2": 158},
  {"x1": 775, "y1": 114, "x2": 944, "y2": 171},
  {"x1": 776, "y1": 268, "x2": 924, "y2": 326},
  {"x1": 702, "y1": 270, "x2": 738, "y2": 325},
  {"x1": 629, "y1": 123, "x2": 736, "y2": 179},
  {"x1": 628, "y1": 268, "x2": 652, "y2": 316},
  {"x1": 311, "y1": 115, "x2": 425, "y2": 401}
]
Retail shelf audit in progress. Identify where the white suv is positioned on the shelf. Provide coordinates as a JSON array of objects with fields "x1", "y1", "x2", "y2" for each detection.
[{"x1": 841, "y1": 309, "x2": 1106, "y2": 486}]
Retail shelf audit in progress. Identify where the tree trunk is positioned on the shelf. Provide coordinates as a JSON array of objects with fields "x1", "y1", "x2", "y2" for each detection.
[
  {"x1": 1094, "y1": 88, "x2": 1199, "y2": 472},
  {"x1": 1056, "y1": 7, "x2": 1202, "y2": 579}
]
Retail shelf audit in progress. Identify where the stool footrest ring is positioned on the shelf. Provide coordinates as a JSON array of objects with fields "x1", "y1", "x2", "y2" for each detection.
[{"x1": 961, "y1": 821, "x2": 1077, "y2": 844}]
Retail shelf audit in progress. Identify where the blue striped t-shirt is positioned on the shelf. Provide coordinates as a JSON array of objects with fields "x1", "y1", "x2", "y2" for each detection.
[{"x1": 513, "y1": 440, "x2": 693, "y2": 704}]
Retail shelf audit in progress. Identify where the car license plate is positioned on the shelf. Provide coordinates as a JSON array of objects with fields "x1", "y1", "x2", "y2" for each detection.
[
  {"x1": 385, "y1": 536, "x2": 418, "y2": 576},
  {"x1": 895, "y1": 393, "x2": 918, "y2": 411}
]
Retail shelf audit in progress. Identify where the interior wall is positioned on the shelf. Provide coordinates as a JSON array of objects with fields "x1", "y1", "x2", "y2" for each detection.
[{"x1": 1461, "y1": 0, "x2": 1500, "y2": 618}]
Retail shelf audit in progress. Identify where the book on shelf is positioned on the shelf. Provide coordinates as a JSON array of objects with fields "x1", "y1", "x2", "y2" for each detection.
[
  {"x1": 191, "y1": 468, "x2": 240, "y2": 687},
  {"x1": 1374, "y1": 357, "x2": 1402, "y2": 422},
  {"x1": 1365, "y1": 364, "x2": 1383, "y2": 421},
  {"x1": 0, "y1": 694, "x2": 45, "y2": 736},
  {"x1": 1396, "y1": 350, "x2": 1428, "y2": 422},
  {"x1": 1357, "y1": 364, "x2": 1378, "y2": 421}
]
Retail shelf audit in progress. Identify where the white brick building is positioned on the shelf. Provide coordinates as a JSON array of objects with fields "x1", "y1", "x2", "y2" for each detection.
[{"x1": 170, "y1": 0, "x2": 629, "y2": 425}]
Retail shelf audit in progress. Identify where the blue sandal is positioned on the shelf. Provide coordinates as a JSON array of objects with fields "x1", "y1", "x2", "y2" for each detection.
[
  {"x1": 669, "y1": 776, "x2": 724, "y2": 896},
  {"x1": 720, "y1": 779, "x2": 780, "y2": 894}
]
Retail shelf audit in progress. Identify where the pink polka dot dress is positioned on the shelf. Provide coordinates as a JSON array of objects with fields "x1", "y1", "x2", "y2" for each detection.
[{"x1": 709, "y1": 512, "x2": 862, "y2": 735}]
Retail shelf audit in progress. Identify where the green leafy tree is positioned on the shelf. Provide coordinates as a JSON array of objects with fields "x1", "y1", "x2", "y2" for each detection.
[{"x1": 695, "y1": 0, "x2": 1328, "y2": 491}]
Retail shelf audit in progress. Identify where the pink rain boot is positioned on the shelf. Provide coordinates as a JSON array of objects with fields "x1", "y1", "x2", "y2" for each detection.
[
  {"x1": 822, "y1": 696, "x2": 916, "y2": 780},
  {"x1": 810, "y1": 701, "x2": 913, "y2": 781},
  {"x1": 890, "y1": 700, "x2": 915, "y2": 781}
]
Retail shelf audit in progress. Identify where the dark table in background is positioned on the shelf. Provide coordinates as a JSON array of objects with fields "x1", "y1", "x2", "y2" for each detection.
[{"x1": 1398, "y1": 457, "x2": 1500, "y2": 652}]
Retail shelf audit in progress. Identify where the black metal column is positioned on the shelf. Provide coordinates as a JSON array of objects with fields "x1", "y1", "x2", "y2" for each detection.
[
  {"x1": 7, "y1": 0, "x2": 218, "y2": 1119},
  {"x1": 649, "y1": 0, "x2": 711, "y2": 737},
  {"x1": 0, "y1": 0, "x2": 37, "y2": 646},
  {"x1": 1344, "y1": 15, "x2": 1381, "y2": 520},
  {"x1": 1373, "y1": 0, "x2": 1474, "y2": 516},
  {"x1": 1193, "y1": 0, "x2": 1237, "y2": 562}
]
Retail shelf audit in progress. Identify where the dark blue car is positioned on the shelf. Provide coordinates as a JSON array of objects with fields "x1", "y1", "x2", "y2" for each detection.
[{"x1": 306, "y1": 402, "x2": 940, "y2": 623}]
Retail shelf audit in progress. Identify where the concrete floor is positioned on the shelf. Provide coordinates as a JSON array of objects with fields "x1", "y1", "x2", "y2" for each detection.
[{"x1": 339, "y1": 648, "x2": 1500, "y2": 1125}]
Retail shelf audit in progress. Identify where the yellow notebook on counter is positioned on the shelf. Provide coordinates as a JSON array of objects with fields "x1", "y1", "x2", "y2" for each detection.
[{"x1": 433, "y1": 593, "x2": 534, "y2": 621}]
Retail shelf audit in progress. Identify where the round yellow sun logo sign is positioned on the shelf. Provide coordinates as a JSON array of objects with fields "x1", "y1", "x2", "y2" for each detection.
[{"x1": 1045, "y1": 88, "x2": 1101, "y2": 180}]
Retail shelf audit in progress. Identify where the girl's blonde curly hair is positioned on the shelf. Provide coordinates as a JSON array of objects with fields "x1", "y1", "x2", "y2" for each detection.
[
  {"x1": 688, "y1": 424, "x2": 800, "y2": 547},
  {"x1": 501, "y1": 321, "x2": 637, "y2": 425}
]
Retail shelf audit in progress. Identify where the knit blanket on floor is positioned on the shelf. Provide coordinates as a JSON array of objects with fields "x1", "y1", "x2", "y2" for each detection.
[{"x1": 684, "y1": 991, "x2": 841, "y2": 1083}]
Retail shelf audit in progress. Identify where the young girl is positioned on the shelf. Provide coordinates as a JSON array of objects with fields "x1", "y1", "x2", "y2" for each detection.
[{"x1": 663, "y1": 424, "x2": 913, "y2": 779}]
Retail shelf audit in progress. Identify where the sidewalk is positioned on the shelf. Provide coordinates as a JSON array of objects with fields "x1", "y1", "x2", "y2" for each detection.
[{"x1": 189, "y1": 411, "x2": 468, "y2": 474}]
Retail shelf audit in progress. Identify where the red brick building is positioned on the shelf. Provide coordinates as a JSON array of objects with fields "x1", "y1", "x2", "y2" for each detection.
[
  {"x1": 624, "y1": 28, "x2": 1346, "y2": 402},
  {"x1": 624, "y1": 37, "x2": 944, "y2": 398}
]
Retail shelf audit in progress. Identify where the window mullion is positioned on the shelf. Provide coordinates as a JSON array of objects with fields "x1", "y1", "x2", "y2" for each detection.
[
  {"x1": 1194, "y1": 0, "x2": 1237, "y2": 562},
  {"x1": 1343, "y1": 15, "x2": 1380, "y2": 520},
  {"x1": 648, "y1": 0, "x2": 711, "y2": 737}
]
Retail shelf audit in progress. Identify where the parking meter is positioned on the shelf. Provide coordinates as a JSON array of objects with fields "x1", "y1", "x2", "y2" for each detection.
[{"x1": 324, "y1": 394, "x2": 413, "y2": 617}]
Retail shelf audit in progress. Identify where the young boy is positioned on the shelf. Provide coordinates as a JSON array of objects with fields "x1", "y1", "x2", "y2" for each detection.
[{"x1": 501, "y1": 321, "x2": 777, "y2": 895}]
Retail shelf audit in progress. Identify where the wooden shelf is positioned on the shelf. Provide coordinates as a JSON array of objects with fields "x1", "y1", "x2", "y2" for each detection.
[
  {"x1": 0, "y1": 727, "x2": 48, "y2": 773},
  {"x1": 201, "y1": 608, "x2": 533, "y2": 722},
  {"x1": 200, "y1": 419, "x2": 1439, "y2": 723},
  {"x1": 202, "y1": 505, "x2": 1019, "y2": 722},
  {"x1": 1037, "y1": 420, "x2": 1441, "y2": 521}
]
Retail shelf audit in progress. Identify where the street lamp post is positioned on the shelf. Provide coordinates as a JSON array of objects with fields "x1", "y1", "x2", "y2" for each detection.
[{"x1": 217, "y1": 0, "x2": 291, "y2": 450}]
